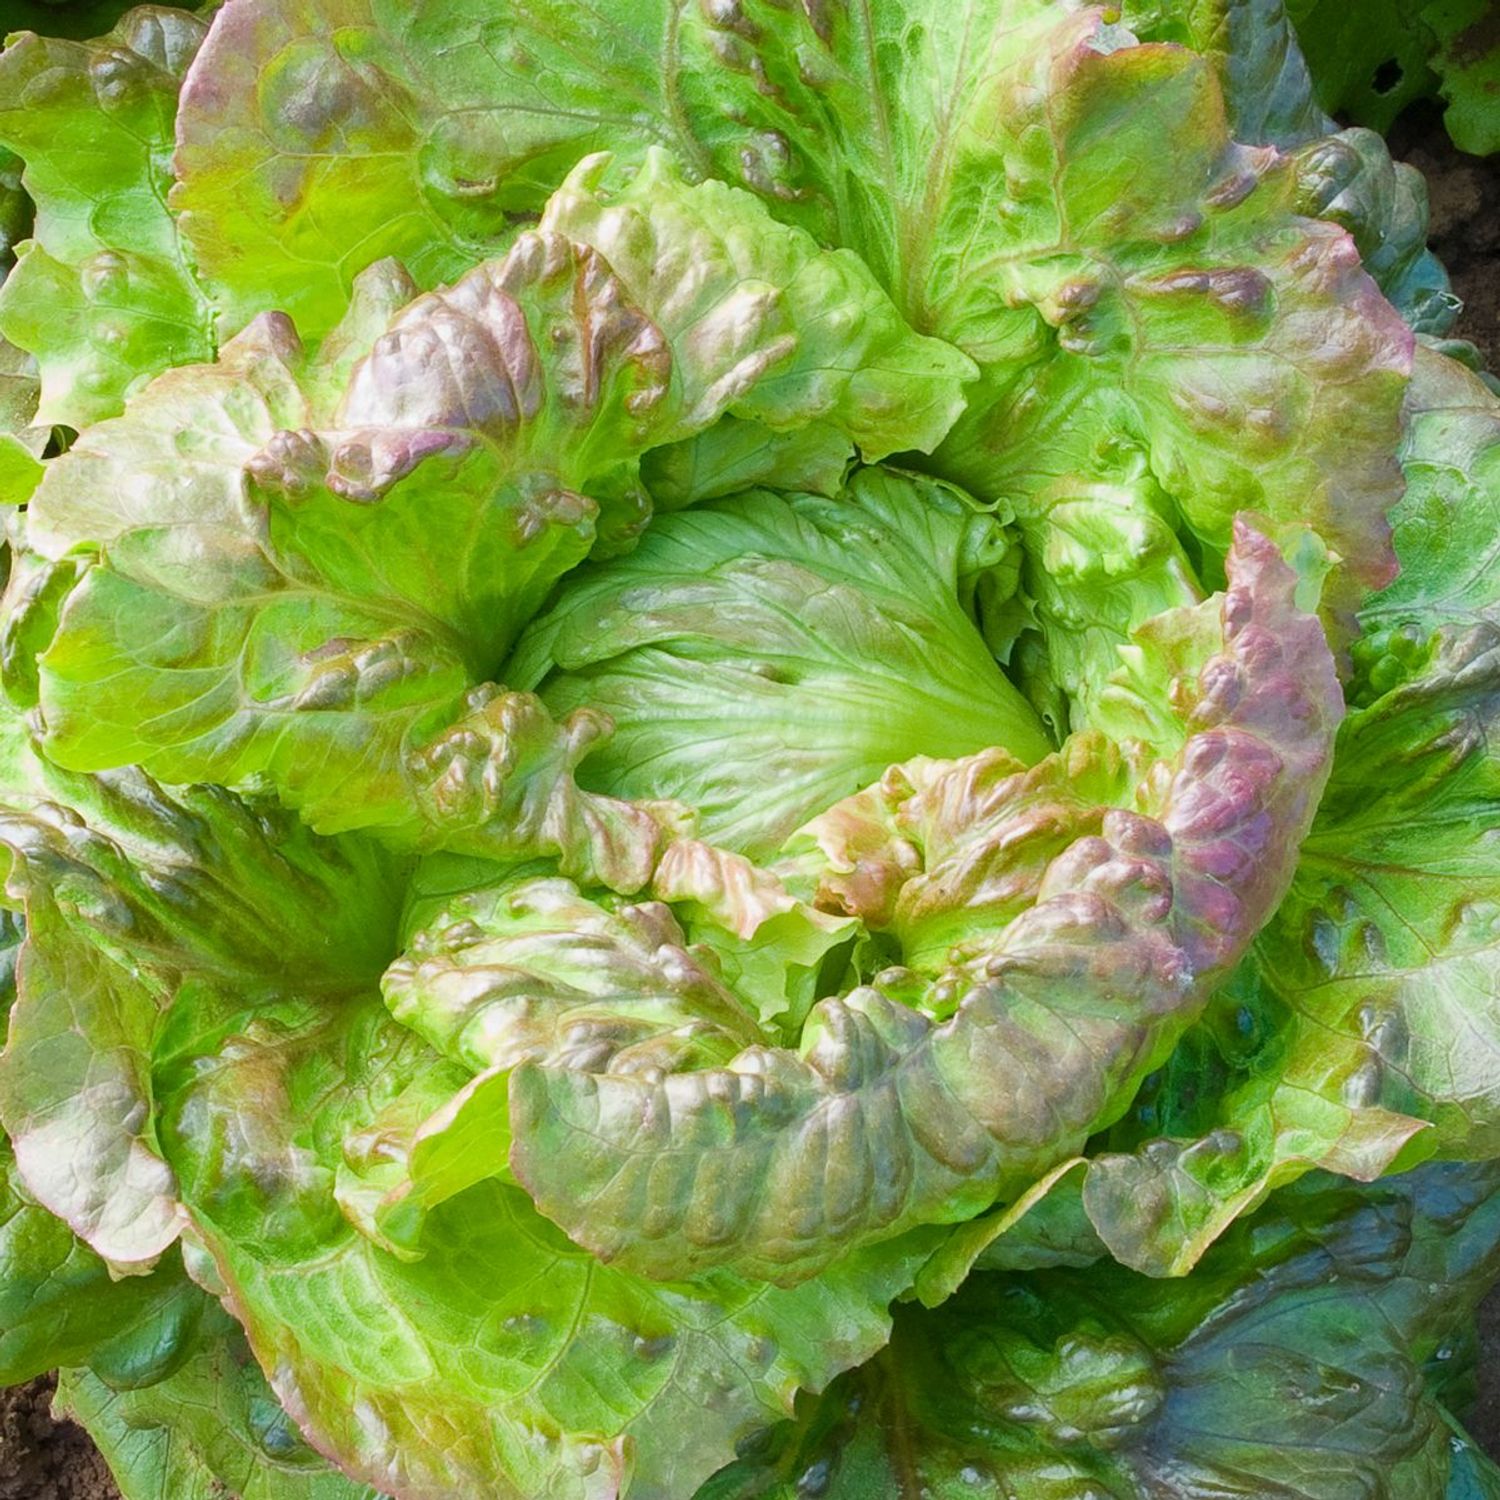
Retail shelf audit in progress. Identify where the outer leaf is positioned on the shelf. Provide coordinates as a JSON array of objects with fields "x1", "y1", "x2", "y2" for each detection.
[
  {"x1": 1291, "y1": 127, "x2": 1460, "y2": 336},
  {"x1": 0, "y1": 1134, "x2": 201, "y2": 1384},
  {"x1": 510, "y1": 469, "x2": 1050, "y2": 860},
  {"x1": 0, "y1": 6, "x2": 215, "y2": 426},
  {"x1": 666, "y1": 0, "x2": 1413, "y2": 628},
  {"x1": 1238, "y1": 349, "x2": 1500, "y2": 1157},
  {"x1": 28, "y1": 164, "x2": 971, "y2": 850},
  {"x1": 1287, "y1": 0, "x2": 1500, "y2": 154},
  {"x1": 1118, "y1": 3, "x2": 1455, "y2": 333},
  {"x1": 1284, "y1": 0, "x2": 1440, "y2": 131},
  {"x1": 1424, "y1": 0, "x2": 1500, "y2": 155},
  {"x1": 697, "y1": 1160, "x2": 1500, "y2": 1500},
  {"x1": 0, "y1": 699, "x2": 405, "y2": 1268},
  {"x1": 171, "y1": 0, "x2": 683, "y2": 338},
  {"x1": 1119, "y1": 0, "x2": 1330, "y2": 144},
  {"x1": 509, "y1": 523, "x2": 1343, "y2": 1284},
  {"x1": 157, "y1": 987, "x2": 941, "y2": 1500},
  {"x1": 56, "y1": 1302, "x2": 383, "y2": 1500},
  {"x1": 170, "y1": 0, "x2": 1410, "y2": 634}
]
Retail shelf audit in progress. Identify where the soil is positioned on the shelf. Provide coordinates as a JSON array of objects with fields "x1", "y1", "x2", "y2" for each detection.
[
  {"x1": 0, "y1": 1377, "x2": 116, "y2": 1500},
  {"x1": 1388, "y1": 100, "x2": 1500, "y2": 365},
  {"x1": 0, "y1": 89, "x2": 1498, "y2": 1500}
]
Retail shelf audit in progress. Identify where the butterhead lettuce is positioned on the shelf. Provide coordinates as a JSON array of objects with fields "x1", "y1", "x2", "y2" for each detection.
[{"x1": 0, "y1": 2, "x2": 1495, "y2": 1498}]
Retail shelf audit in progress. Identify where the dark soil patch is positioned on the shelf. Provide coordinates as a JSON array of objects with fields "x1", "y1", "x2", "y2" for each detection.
[
  {"x1": 1389, "y1": 100, "x2": 1500, "y2": 365},
  {"x1": 0, "y1": 1376, "x2": 117, "y2": 1500},
  {"x1": 1477, "y1": 1291, "x2": 1500, "y2": 1467}
]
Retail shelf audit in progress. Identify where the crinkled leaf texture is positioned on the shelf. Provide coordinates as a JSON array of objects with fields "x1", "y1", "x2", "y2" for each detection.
[
  {"x1": 0, "y1": 6, "x2": 215, "y2": 427},
  {"x1": 172, "y1": 0, "x2": 1412, "y2": 653},
  {"x1": 0, "y1": 698, "x2": 407, "y2": 1270},
  {"x1": 0, "y1": 3, "x2": 1495, "y2": 1499},
  {"x1": 697, "y1": 1160, "x2": 1500, "y2": 1499},
  {"x1": 156, "y1": 985, "x2": 942, "y2": 1500},
  {"x1": 0, "y1": 690, "x2": 946, "y2": 1499},
  {"x1": 508, "y1": 523, "x2": 1343, "y2": 1284},
  {"x1": 922, "y1": 345, "x2": 1500, "y2": 1285},
  {"x1": 17, "y1": 152, "x2": 970, "y2": 863}
]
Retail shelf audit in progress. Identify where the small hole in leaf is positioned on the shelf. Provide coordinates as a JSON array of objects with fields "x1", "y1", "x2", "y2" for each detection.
[{"x1": 1373, "y1": 57, "x2": 1404, "y2": 94}]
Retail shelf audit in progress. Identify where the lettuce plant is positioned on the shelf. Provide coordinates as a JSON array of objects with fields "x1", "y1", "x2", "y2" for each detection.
[{"x1": 0, "y1": 2, "x2": 1496, "y2": 1497}]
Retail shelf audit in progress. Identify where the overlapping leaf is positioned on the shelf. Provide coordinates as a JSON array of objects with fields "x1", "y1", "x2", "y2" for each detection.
[
  {"x1": 510, "y1": 469, "x2": 1049, "y2": 860},
  {"x1": 0, "y1": 698, "x2": 406, "y2": 1268},
  {"x1": 698, "y1": 1161, "x2": 1500, "y2": 1500},
  {"x1": 22, "y1": 158, "x2": 970, "y2": 855},
  {"x1": 154, "y1": 985, "x2": 942, "y2": 1500},
  {"x1": 0, "y1": 6, "x2": 215, "y2": 426},
  {"x1": 509, "y1": 524, "x2": 1343, "y2": 1284}
]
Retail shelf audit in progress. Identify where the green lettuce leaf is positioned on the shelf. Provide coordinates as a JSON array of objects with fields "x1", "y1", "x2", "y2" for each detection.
[
  {"x1": 1424, "y1": 0, "x2": 1500, "y2": 156},
  {"x1": 56, "y1": 1297, "x2": 383, "y2": 1500},
  {"x1": 508, "y1": 523, "x2": 1344, "y2": 1284},
  {"x1": 1240, "y1": 348, "x2": 1500, "y2": 1157},
  {"x1": 640, "y1": 419, "x2": 852, "y2": 511},
  {"x1": 23, "y1": 158, "x2": 970, "y2": 854},
  {"x1": 171, "y1": 0, "x2": 678, "y2": 338},
  {"x1": 697, "y1": 1160, "x2": 1500, "y2": 1499},
  {"x1": 1288, "y1": 0, "x2": 1500, "y2": 156},
  {"x1": 538, "y1": 150, "x2": 974, "y2": 462},
  {"x1": 1284, "y1": 0, "x2": 1440, "y2": 131},
  {"x1": 168, "y1": 0, "x2": 1412, "y2": 636},
  {"x1": 0, "y1": 1134, "x2": 204, "y2": 1385},
  {"x1": 0, "y1": 698, "x2": 406, "y2": 1268},
  {"x1": 511, "y1": 468, "x2": 1050, "y2": 860},
  {"x1": 0, "y1": 6, "x2": 215, "y2": 427},
  {"x1": 1119, "y1": 0, "x2": 1331, "y2": 144},
  {"x1": 942, "y1": 344, "x2": 1500, "y2": 1283},
  {"x1": 155, "y1": 984, "x2": 941, "y2": 1500}
]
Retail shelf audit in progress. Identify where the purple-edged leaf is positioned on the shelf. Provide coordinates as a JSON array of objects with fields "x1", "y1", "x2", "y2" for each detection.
[{"x1": 509, "y1": 522, "x2": 1343, "y2": 1284}]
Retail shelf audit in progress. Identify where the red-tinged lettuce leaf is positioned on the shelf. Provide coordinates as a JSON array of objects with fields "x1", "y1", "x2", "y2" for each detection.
[
  {"x1": 353, "y1": 847, "x2": 855, "y2": 1254},
  {"x1": 169, "y1": 0, "x2": 1410, "y2": 643},
  {"x1": 1229, "y1": 349, "x2": 1500, "y2": 1159},
  {"x1": 0, "y1": 6, "x2": 215, "y2": 427},
  {"x1": 170, "y1": 0, "x2": 682, "y2": 340},
  {"x1": 696, "y1": 1160, "x2": 1500, "y2": 1500},
  {"x1": 938, "y1": 347, "x2": 1500, "y2": 1284},
  {"x1": 663, "y1": 0, "x2": 1411, "y2": 637},
  {"x1": 1118, "y1": 3, "x2": 1458, "y2": 334},
  {"x1": 56, "y1": 1295, "x2": 384, "y2": 1500},
  {"x1": 153, "y1": 986, "x2": 943, "y2": 1500},
  {"x1": 510, "y1": 469, "x2": 1050, "y2": 862},
  {"x1": 536, "y1": 151, "x2": 973, "y2": 462},
  {"x1": 20, "y1": 159, "x2": 971, "y2": 859},
  {"x1": 0, "y1": 699, "x2": 406, "y2": 1270},
  {"x1": 507, "y1": 522, "x2": 1343, "y2": 1285}
]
